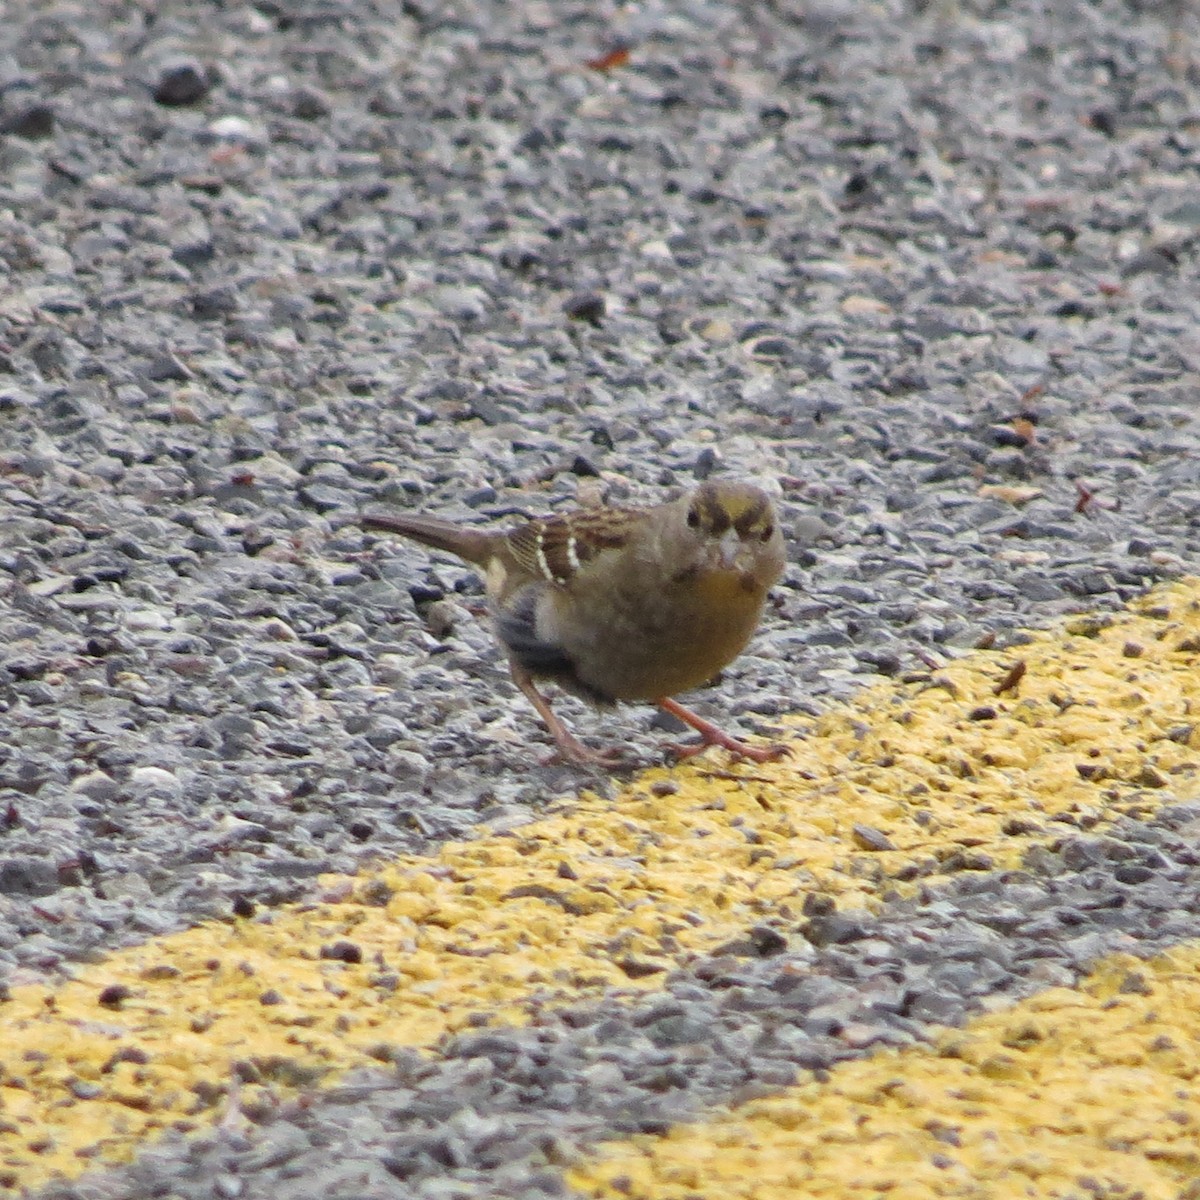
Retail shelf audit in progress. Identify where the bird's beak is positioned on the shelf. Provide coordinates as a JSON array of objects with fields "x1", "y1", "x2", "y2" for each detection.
[{"x1": 717, "y1": 527, "x2": 741, "y2": 570}]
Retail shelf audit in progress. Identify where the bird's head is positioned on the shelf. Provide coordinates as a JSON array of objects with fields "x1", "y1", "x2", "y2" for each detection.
[{"x1": 684, "y1": 480, "x2": 780, "y2": 569}]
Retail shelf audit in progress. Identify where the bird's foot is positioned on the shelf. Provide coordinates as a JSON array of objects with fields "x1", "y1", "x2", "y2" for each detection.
[
  {"x1": 539, "y1": 739, "x2": 631, "y2": 769},
  {"x1": 664, "y1": 735, "x2": 791, "y2": 763},
  {"x1": 656, "y1": 696, "x2": 792, "y2": 764}
]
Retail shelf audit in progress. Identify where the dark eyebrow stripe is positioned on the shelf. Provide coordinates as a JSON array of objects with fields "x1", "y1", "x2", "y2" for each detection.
[
  {"x1": 733, "y1": 498, "x2": 768, "y2": 534},
  {"x1": 701, "y1": 491, "x2": 731, "y2": 533}
]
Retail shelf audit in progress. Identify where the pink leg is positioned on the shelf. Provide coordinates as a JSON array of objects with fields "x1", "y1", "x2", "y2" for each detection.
[
  {"x1": 656, "y1": 696, "x2": 791, "y2": 763},
  {"x1": 512, "y1": 667, "x2": 627, "y2": 767}
]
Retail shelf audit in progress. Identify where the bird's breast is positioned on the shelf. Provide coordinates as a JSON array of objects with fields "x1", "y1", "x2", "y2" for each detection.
[
  {"x1": 682, "y1": 565, "x2": 762, "y2": 606},
  {"x1": 554, "y1": 566, "x2": 769, "y2": 703}
]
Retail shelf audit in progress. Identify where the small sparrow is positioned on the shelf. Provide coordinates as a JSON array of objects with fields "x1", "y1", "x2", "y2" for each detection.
[{"x1": 361, "y1": 480, "x2": 788, "y2": 766}]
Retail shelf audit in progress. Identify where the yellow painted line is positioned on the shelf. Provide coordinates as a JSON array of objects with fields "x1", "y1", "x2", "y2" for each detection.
[
  {"x1": 1, "y1": 580, "x2": 1198, "y2": 1192},
  {"x1": 568, "y1": 946, "x2": 1200, "y2": 1200}
]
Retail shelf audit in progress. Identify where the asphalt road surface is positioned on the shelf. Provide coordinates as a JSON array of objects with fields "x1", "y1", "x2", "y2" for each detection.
[{"x1": 2, "y1": 1, "x2": 1200, "y2": 1197}]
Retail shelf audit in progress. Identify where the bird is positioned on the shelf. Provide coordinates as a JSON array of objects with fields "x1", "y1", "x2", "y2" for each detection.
[{"x1": 360, "y1": 479, "x2": 788, "y2": 766}]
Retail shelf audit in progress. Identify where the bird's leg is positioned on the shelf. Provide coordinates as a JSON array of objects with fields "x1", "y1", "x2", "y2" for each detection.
[
  {"x1": 656, "y1": 695, "x2": 791, "y2": 763},
  {"x1": 511, "y1": 665, "x2": 627, "y2": 767}
]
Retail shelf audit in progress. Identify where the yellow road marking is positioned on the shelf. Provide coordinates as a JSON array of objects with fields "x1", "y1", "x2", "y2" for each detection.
[
  {"x1": 569, "y1": 947, "x2": 1200, "y2": 1200},
  {"x1": 1, "y1": 581, "x2": 1198, "y2": 1192}
]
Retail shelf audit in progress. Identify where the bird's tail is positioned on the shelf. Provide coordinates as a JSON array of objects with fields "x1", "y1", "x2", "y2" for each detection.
[{"x1": 361, "y1": 512, "x2": 496, "y2": 566}]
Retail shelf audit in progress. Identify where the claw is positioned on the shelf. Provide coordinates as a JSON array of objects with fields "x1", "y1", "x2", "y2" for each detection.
[
  {"x1": 664, "y1": 737, "x2": 790, "y2": 764},
  {"x1": 539, "y1": 744, "x2": 630, "y2": 768},
  {"x1": 657, "y1": 696, "x2": 792, "y2": 764}
]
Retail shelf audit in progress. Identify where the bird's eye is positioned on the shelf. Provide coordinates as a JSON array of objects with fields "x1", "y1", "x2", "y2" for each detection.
[
  {"x1": 686, "y1": 508, "x2": 700, "y2": 528},
  {"x1": 760, "y1": 522, "x2": 775, "y2": 541}
]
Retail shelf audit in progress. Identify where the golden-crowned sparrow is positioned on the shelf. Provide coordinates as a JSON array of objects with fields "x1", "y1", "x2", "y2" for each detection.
[{"x1": 361, "y1": 480, "x2": 787, "y2": 765}]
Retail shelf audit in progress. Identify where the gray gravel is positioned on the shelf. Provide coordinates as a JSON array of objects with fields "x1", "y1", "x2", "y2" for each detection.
[
  {"x1": 1, "y1": 0, "x2": 1199, "y2": 1193},
  {"x1": 32, "y1": 803, "x2": 1200, "y2": 1200},
  {"x1": 2, "y1": 0, "x2": 1197, "y2": 973}
]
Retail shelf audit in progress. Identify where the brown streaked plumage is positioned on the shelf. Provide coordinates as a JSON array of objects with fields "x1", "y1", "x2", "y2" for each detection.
[{"x1": 361, "y1": 480, "x2": 787, "y2": 766}]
